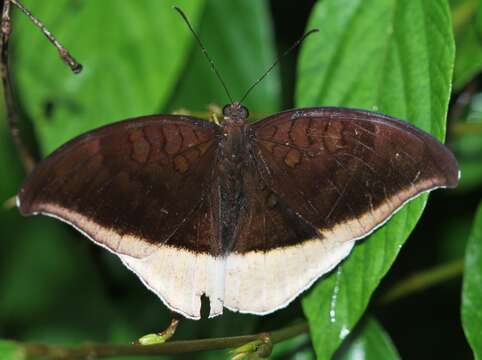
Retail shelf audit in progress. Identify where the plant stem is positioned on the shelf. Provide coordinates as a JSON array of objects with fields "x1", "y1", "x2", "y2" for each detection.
[
  {"x1": 1, "y1": 0, "x2": 35, "y2": 173},
  {"x1": 22, "y1": 322, "x2": 309, "y2": 359},
  {"x1": 1, "y1": 0, "x2": 83, "y2": 174},
  {"x1": 378, "y1": 259, "x2": 464, "y2": 305},
  {"x1": 9, "y1": 0, "x2": 82, "y2": 73}
]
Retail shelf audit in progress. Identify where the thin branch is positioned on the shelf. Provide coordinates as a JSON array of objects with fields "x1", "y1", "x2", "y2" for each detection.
[
  {"x1": 20, "y1": 322, "x2": 309, "y2": 359},
  {"x1": 9, "y1": 0, "x2": 82, "y2": 73},
  {"x1": 377, "y1": 259, "x2": 464, "y2": 305},
  {"x1": 1, "y1": 0, "x2": 35, "y2": 172},
  {"x1": 1, "y1": 0, "x2": 83, "y2": 173}
]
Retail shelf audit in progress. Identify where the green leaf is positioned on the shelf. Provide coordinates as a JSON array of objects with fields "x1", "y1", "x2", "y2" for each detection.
[
  {"x1": 336, "y1": 317, "x2": 400, "y2": 360},
  {"x1": 0, "y1": 340, "x2": 25, "y2": 360},
  {"x1": 451, "y1": 0, "x2": 482, "y2": 90},
  {"x1": 13, "y1": 0, "x2": 205, "y2": 154},
  {"x1": 462, "y1": 201, "x2": 482, "y2": 358},
  {"x1": 296, "y1": 0, "x2": 454, "y2": 358},
  {"x1": 167, "y1": 0, "x2": 280, "y2": 115}
]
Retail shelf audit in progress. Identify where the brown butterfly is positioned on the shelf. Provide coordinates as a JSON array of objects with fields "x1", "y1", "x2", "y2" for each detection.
[{"x1": 16, "y1": 8, "x2": 459, "y2": 320}]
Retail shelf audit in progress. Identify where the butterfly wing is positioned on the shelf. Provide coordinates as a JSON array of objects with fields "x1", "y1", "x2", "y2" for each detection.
[
  {"x1": 251, "y1": 107, "x2": 458, "y2": 236},
  {"x1": 18, "y1": 114, "x2": 223, "y2": 319},
  {"x1": 228, "y1": 107, "x2": 459, "y2": 314}
]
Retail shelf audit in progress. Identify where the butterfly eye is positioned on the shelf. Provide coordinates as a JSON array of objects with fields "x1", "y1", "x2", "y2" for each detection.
[{"x1": 239, "y1": 105, "x2": 249, "y2": 119}]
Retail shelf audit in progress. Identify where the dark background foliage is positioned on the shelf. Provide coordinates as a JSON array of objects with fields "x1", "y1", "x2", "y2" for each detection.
[{"x1": 0, "y1": 0, "x2": 481, "y2": 359}]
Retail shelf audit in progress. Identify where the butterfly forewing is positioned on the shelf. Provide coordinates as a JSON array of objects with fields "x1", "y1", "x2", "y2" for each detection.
[
  {"x1": 18, "y1": 115, "x2": 220, "y2": 257},
  {"x1": 250, "y1": 107, "x2": 459, "y2": 243}
]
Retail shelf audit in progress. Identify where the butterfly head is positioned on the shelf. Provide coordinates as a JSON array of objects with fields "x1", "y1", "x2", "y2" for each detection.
[{"x1": 223, "y1": 102, "x2": 249, "y2": 125}]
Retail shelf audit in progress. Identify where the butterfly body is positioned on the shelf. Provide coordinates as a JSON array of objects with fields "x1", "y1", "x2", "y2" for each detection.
[
  {"x1": 217, "y1": 103, "x2": 251, "y2": 254},
  {"x1": 18, "y1": 105, "x2": 459, "y2": 319}
]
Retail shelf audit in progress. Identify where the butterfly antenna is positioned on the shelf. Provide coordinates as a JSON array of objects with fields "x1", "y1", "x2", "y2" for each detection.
[
  {"x1": 239, "y1": 28, "x2": 319, "y2": 104},
  {"x1": 173, "y1": 6, "x2": 234, "y2": 104}
]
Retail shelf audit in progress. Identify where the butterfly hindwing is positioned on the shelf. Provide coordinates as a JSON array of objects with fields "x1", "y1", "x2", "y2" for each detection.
[{"x1": 223, "y1": 159, "x2": 353, "y2": 315}]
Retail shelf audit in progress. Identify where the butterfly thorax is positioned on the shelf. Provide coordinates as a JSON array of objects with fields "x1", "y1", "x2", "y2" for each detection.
[
  {"x1": 216, "y1": 102, "x2": 251, "y2": 253},
  {"x1": 218, "y1": 102, "x2": 250, "y2": 175}
]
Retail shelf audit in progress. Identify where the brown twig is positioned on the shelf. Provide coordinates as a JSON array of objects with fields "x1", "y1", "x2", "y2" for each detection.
[
  {"x1": 9, "y1": 0, "x2": 82, "y2": 73},
  {"x1": 20, "y1": 322, "x2": 309, "y2": 359},
  {"x1": 0, "y1": 0, "x2": 83, "y2": 173},
  {"x1": 0, "y1": 0, "x2": 34, "y2": 172}
]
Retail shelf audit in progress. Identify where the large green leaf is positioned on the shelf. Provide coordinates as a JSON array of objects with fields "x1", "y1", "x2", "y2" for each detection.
[
  {"x1": 167, "y1": 0, "x2": 280, "y2": 115},
  {"x1": 13, "y1": 0, "x2": 205, "y2": 154},
  {"x1": 462, "y1": 201, "x2": 482, "y2": 358},
  {"x1": 296, "y1": 0, "x2": 454, "y2": 358},
  {"x1": 336, "y1": 317, "x2": 400, "y2": 360}
]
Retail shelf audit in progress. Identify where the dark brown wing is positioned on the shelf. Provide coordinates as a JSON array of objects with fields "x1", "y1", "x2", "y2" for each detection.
[
  {"x1": 250, "y1": 107, "x2": 459, "y2": 242},
  {"x1": 18, "y1": 114, "x2": 220, "y2": 258},
  {"x1": 223, "y1": 107, "x2": 459, "y2": 315}
]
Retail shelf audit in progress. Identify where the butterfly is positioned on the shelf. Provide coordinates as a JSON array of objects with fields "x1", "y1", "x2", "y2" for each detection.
[
  {"x1": 17, "y1": 100, "x2": 459, "y2": 319},
  {"x1": 15, "y1": 6, "x2": 459, "y2": 320}
]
